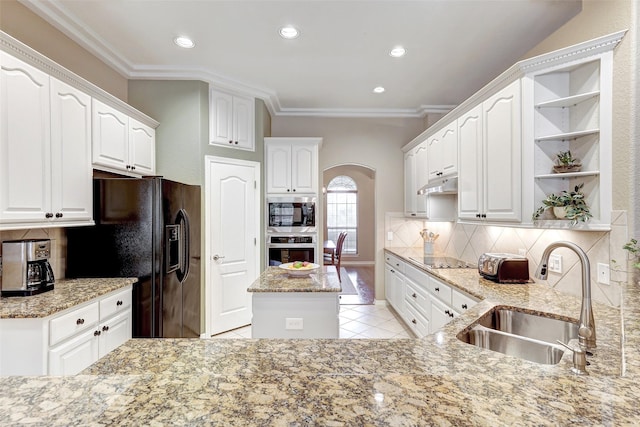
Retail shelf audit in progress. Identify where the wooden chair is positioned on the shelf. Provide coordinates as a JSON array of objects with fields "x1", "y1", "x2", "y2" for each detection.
[{"x1": 334, "y1": 232, "x2": 347, "y2": 282}]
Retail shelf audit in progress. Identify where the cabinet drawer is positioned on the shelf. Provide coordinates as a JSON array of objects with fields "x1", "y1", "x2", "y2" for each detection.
[
  {"x1": 100, "y1": 287, "x2": 132, "y2": 320},
  {"x1": 404, "y1": 279, "x2": 429, "y2": 319},
  {"x1": 427, "y1": 277, "x2": 452, "y2": 305},
  {"x1": 404, "y1": 263, "x2": 429, "y2": 286},
  {"x1": 404, "y1": 303, "x2": 429, "y2": 338},
  {"x1": 452, "y1": 290, "x2": 478, "y2": 314},
  {"x1": 50, "y1": 302, "x2": 99, "y2": 346},
  {"x1": 384, "y1": 253, "x2": 404, "y2": 273}
]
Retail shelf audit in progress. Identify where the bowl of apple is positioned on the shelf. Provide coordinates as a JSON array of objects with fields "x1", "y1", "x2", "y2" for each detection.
[{"x1": 279, "y1": 261, "x2": 321, "y2": 276}]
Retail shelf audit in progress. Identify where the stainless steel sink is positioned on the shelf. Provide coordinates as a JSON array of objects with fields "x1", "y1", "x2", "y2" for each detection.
[
  {"x1": 457, "y1": 307, "x2": 579, "y2": 365},
  {"x1": 477, "y1": 307, "x2": 578, "y2": 343}
]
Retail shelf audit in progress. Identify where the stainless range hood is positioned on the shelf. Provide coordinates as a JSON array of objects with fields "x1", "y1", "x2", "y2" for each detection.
[{"x1": 417, "y1": 177, "x2": 458, "y2": 195}]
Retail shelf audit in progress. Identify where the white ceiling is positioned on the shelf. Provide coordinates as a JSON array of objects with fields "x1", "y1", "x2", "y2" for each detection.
[{"x1": 22, "y1": 0, "x2": 582, "y2": 117}]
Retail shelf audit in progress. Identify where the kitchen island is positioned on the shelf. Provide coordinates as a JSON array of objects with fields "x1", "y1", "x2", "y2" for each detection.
[
  {"x1": 1, "y1": 253, "x2": 639, "y2": 425},
  {"x1": 248, "y1": 266, "x2": 341, "y2": 338}
]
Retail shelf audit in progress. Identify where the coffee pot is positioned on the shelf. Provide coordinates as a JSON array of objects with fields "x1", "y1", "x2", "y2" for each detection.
[{"x1": 1, "y1": 239, "x2": 55, "y2": 297}]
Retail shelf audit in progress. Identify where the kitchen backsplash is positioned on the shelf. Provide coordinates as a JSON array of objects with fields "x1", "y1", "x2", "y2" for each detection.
[
  {"x1": 0, "y1": 228, "x2": 67, "y2": 281},
  {"x1": 385, "y1": 211, "x2": 630, "y2": 307}
]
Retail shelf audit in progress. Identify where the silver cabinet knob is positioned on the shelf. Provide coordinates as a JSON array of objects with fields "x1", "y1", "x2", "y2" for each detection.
[{"x1": 212, "y1": 254, "x2": 225, "y2": 261}]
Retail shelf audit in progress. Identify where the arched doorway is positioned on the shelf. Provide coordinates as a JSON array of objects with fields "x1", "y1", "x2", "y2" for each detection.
[{"x1": 323, "y1": 164, "x2": 375, "y2": 304}]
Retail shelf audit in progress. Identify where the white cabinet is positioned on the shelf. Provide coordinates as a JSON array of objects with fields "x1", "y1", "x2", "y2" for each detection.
[
  {"x1": 427, "y1": 122, "x2": 457, "y2": 182},
  {"x1": 0, "y1": 285, "x2": 132, "y2": 376},
  {"x1": 458, "y1": 79, "x2": 522, "y2": 222},
  {"x1": 403, "y1": 148, "x2": 428, "y2": 217},
  {"x1": 414, "y1": 142, "x2": 429, "y2": 192},
  {"x1": 529, "y1": 57, "x2": 612, "y2": 229},
  {"x1": 0, "y1": 52, "x2": 92, "y2": 229},
  {"x1": 209, "y1": 89, "x2": 255, "y2": 151},
  {"x1": 265, "y1": 137, "x2": 321, "y2": 194},
  {"x1": 92, "y1": 99, "x2": 156, "y2": 175}
]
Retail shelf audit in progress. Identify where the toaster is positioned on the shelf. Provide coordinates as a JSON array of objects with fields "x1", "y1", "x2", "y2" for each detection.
[{"x1": 478, "y1": 253, "x2": 529, "y2": 283}]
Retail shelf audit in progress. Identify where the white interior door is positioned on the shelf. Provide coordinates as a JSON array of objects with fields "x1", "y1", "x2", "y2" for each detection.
[{"x1": 206, "y1": 156, "x2": 259, "y2": 336}]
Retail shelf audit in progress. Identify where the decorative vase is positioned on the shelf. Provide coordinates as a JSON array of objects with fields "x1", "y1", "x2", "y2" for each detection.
[{"x1": 553, "y1": 206, "x2": 568, "y2": 219}]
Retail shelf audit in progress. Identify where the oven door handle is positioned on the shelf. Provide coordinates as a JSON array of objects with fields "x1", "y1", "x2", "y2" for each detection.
[{"x1": 267, "y1": 243, "x2": 316, "y2": 249}]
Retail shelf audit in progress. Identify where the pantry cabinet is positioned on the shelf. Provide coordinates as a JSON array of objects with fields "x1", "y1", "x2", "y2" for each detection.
[
  {"x1": 0, "y1": 52, "x2": 92, "y2": 229},
  {"x1": 265, "y1": 137, "x2": 321, "y2": 194},
  {"x1": 209, "y1": 89, "x2": 255, "y2": 151},
  {"x1": 458, "y1": 80, "x2": 522, "y2": 222},
  {"x1": 0, "y1": 285, "x2": 132, "y2": 376},
  {"x1": 92, "y1": 99, "x2": 156, "y2": 175}
]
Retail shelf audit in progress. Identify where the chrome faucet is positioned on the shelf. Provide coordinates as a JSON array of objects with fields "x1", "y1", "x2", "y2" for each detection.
[{"x1": 535, "y1": 241, "x2": 596, "y2": 350}]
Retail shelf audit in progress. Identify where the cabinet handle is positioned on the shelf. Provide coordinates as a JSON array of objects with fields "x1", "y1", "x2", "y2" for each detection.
[
  {"x1": 116, "y1": 300, "x2": 123, "y2": 306},
  {"x1": 234, "y1": 141, "x2": 238, "y2": 145},
  {"x1": 229, "y1": 140, "x2": 233, "y2": 144},
  {"x1": 55, "y1": 212, "x2": 63, "y2": 218},
  {"x1": 445, "y1": 309, "x2": 450, "y2": 315},
  {"x1": 390, "y1": 269, "x2": 395, "y2": 273},
  {"x1": 94, "y1": 330, "x2": 101, "y2": 336},
  {"x1": 126, "y1": 165, "x2": 131, "y2": 170},
  {"x1": 435, "y1": 287, "x2": 440, "y2": 292},
  {"x1": 45, "y1": 212, "x2": 54, "y2": 219},
  {"x1": 475, "y1": 213, "x2": 481, "y2": 218},
  {"x1": 287, "y1": 189, "x2": 290, "y2": 192},
  {"x1": 131, "y1": 166, "x2": 136, "y2": 170},
  {"x1": 76, "y1": 318, "x2": 85, "y2": 325},
  {"x1": 411, "y1": 213, "x2": 416, "y2": 217},
  {"x1": 481, "y1": 214, "x2": 487, "y2": 218},
  {"x1": 411, "y1": 319, "x2": 417, "y2": 324},
  {"x1": 412, "y1": 293, "x2": 417, "y2": 298},
  {"x1": 292, "y1": 189, "x2": 296, "y2": 192},
  {"x1": 448, "y1": 312, "x2": 455, "y2": 318},
  {"x1": 462, "y1": 304, "x2": 468, "y2": 310},
  {"x1": 102, "y1": 325, "x2": 110, "y2": 332}
]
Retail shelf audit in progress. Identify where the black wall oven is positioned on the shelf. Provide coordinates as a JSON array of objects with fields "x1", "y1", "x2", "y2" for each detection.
[
  {"x1": 267, "y1": 197, "x2": 316, "y2": 233},
  {"x1": 267, "y1": 235, "x2": 315, "y2": 266}
]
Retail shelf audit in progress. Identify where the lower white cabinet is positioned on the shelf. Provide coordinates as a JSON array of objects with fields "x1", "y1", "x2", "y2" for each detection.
[
  {"x1": 385, "y1": 252, "x2": 479, "y2": 337},
  {"x1": 0, "y1": 285, "x2": 132, "y2": 376}
]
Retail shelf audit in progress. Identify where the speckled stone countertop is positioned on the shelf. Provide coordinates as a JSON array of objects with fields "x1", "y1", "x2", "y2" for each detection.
[
  {"x1": 0, "y1": 278, "x2": 137, "y2": 319},
  {"x1": 248, "y1": 266, "x2": 341, "y2": 293},
  {"x1": 1, "y1": 250, "x2": 639, "y2": 425}
]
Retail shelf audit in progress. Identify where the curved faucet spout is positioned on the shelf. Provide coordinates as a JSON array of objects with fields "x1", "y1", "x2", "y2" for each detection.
[{"x1": 535, "y1": 241, "x2": 596, "y2": 350}]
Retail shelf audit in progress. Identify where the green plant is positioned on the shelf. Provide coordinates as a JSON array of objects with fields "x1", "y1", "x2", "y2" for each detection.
[
  {"x1": 532, "y1": 183, "x2": 592, "y2": 225},
  {"x1": 623, "y1": 238, "x2": 640, "y2": 270},
  {"x1": 556, "y1": 150, "x2": 580, "y2": 166}
]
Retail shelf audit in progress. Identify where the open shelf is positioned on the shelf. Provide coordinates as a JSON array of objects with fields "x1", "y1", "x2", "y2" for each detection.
[
  {"x1": 535, "y1": 91, "x2": 599, "y2": 109},
  {"x1": 534, "y1": 170, "x2": 600, "y2": 179},
  {"x1": 535, "y1": 129, "x2": 599, "y2": 143}
]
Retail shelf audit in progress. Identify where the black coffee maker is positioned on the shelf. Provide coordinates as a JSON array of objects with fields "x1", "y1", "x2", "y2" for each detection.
[{"x1": 1, "y1": 239, "x2": 55, "y2": 297}]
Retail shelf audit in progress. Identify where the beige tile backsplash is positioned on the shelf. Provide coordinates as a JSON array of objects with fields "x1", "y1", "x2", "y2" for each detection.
[
  {"x1": 386, "y1": 211, "x2": 631, "y2": 307},
  {"x1": 0, "y1": 228, "x2": 67, "y2": 281}
]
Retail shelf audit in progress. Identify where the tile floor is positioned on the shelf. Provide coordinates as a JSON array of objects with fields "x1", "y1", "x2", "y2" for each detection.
[{"x1": 211, "y1": 303, "x2": 414, "y2": 339}]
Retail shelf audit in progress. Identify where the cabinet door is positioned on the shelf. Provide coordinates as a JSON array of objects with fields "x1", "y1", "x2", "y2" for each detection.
[
  {"x1": 49, "y1": 328, "x2": 99, "y2": 375},
  {"x1": 458, "y1": 105, "x2": 483, "y2": 220},
  {"x1": 414, "y1": 142, "x2": 429, "y2": 190},
  {"x1": 266, "y1": 142, "x2": 292, "y2": 193},
  {"x1": 92, "y1": 99, "x2": 129, "y2": 171},
  {"x1": 291, "y1": 144, "x2": 317, "y2": 193},
  {"x1": 429, "y1": 296, "x2": 452, "y2": 334},
  {"x1": 232, "y1": 95, "x2": 255, "y2": 151},
  {"x1": 209, "y1": 90, "x2": 234, "y2": 146},
  {"x1": 129, "y1": 118, "x2": 156, "y2": 175},
  {"x1": 0, "y1": 52, "x2": 52, "y2": 224},
  {"x1": 427, "y1": 135, "x2": 441, "y2": 182},
  {"x1": 483, "y1": 79, "x2": 522, "y2": 222},
  {"x1": 50, "y1": 78, "x2": 93, "y2": 223},
  {"x1": 98, "y1": 310, "x2": 132, "y2": 358},
  {"x1": 440, "y1": 124, "x2": 458, "y2": 178},
  {"x1": 404, "y1": 150, "x2": 416, "y2": 215}
]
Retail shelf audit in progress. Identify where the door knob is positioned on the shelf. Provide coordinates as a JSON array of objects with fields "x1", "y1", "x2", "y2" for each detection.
[{"x1": 212, "y1": 254, "x2": 225, "y2": 261}]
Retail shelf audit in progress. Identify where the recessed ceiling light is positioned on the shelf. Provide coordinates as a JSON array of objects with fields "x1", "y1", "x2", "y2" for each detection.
[
  {"x1": 389, "y1": 46, "x2": 406, "y2": 58},
  {"x1": 279, "y1": 26, "x2": 300, "y2": 39},
  {"x1": 174, "y1": 36, "x2": 195, "y2": 49},
  {"x1": 373, "y1": 86, "x2": 385, "y2": 94}
]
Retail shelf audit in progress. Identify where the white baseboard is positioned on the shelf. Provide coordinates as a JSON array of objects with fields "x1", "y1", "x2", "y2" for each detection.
[{"x1": 341, "y1": 260, "x2": 375, "y2": 266}]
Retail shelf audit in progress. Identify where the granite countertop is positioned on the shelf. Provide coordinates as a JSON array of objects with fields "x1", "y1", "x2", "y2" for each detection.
[
  {"x1": 0, "y1": 278, "x2": 137, "y2": 319},
  {"x1": 1, "y1": 250, "x2": 639, "y2": 425},
  {"x1": 247, "y1": 266, "x2": 342, "y2": 293}
]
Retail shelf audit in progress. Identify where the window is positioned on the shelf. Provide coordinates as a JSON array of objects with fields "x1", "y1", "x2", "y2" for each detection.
[{"x1": 326, "y1": 175, "x2": 357, "y2": 254}]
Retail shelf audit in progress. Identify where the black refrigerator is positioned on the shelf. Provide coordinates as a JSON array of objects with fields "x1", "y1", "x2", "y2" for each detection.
[{"x1": 66, "y1": 177, "x2": 201, "y2": 338}]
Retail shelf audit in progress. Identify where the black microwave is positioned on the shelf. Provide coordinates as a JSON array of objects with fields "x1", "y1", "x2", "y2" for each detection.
[{"x1": 267, "y1": 197, "x2": 316, "y2": 233}]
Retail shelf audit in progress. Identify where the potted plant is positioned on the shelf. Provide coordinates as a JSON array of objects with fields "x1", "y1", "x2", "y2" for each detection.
[
  {"x1": 532, "y1": 183, "x2": 592, "y2": 225},
  {"x1": 553, "y1": 150, "x2": 582, "y2": 173}
]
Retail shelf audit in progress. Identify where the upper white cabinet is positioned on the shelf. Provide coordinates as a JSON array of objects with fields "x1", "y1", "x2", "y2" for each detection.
[
  {"x1": 414, "y1": 142, "x2": 429, "y2": 192},
  {"x1": 265, "y1": 137, "x2": 321, "y2": 194},
  {"x1": 427, "y1": 121, "x2": 457, "y2": 182},
  {"x1": 0, "y1": 52, "x2": 92, "y2": 228},
  {"x1": 209, "y1": 89, "x2": 255, "y2": 151},
  {"x1": 458, "y1": 80, "x2": 522, "y2": 222},
  {"x1": 92, "y1": 99, "x2": 156, "y2": 176},
  {"x1": 404, "y1": 148, "x2": 428, "y2": 217}
]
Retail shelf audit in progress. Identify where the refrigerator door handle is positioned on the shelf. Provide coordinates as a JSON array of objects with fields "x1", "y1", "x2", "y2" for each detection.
[{"x1": 176, "y1": 209, "x2": 190, "y2": 282}]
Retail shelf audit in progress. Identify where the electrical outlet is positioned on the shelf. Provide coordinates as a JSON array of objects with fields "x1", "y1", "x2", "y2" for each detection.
[
  {"x1": 597, "y1": 263, "x2": 610, "y2": 285},
  {"x1": 548, "y1": 254, "x2": 562, "y2": 273},
  {"x1": 387, "y1": 231, "x2": 393, "y2": 241},
  {"x1": 285, "y1": 318, "x2": 303, "y2": 330},
  {"x1": 518, "y1": 249, "x2": 526, "y2": 257}
]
